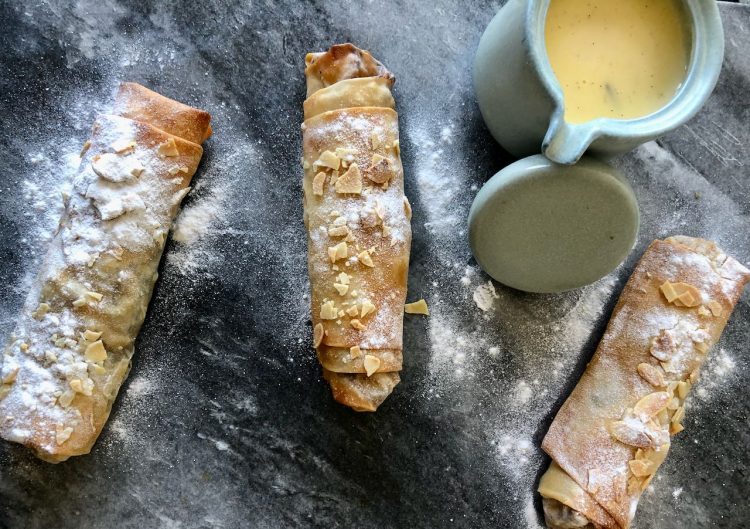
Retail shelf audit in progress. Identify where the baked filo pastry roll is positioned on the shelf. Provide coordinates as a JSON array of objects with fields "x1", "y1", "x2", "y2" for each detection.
[
  {"x1": 0, "y1": 82, "x2": 211, "y2": 462},
  {"x1": 538, "y1": 236, "x2": 750, "y2": 528},
  {"x1": 302, "y1": 44, "x2": 412, "y2": 412}
]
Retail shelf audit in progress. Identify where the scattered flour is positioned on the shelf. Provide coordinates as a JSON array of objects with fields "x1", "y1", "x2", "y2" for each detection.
[{"x1": 473, "y1": 281, "x2": 499, "y2": 312}]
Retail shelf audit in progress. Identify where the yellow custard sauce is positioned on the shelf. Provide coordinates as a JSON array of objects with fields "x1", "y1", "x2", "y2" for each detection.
[{"x1": 544, "y1": 0, "x2": 691, "y2": 124}]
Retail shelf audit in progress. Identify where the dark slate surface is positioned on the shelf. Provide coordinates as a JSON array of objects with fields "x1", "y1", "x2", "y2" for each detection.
[{"x1": 0, "y1": 1, "x2": 748, "y2": 528}]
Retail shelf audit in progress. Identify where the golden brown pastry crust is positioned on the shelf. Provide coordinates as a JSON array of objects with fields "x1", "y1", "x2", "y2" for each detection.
[
  {"x1": 539, "y1": 236, "x2": 750, "y2": 528},
  {"x1": 0, "y1": 83, "x2": 210, "y2": 462},
  {"x1": 303, "y1": 44, "x2": 412, "y2": 411}
]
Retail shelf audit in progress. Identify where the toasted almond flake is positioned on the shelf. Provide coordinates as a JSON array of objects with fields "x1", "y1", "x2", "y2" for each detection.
[
  {"x1": 676, "y1": 381, "x2": 690, "y2": 400},
  {"x1": 671, "y1": 406, "x2": 685, "y2": 424},
  {"x1": 708, "y1": 300, "x2": 723, "y2": 317},
  {"x1": 404, "y1": 299, "x2": 429, "y2": 315},
  {"x1": 335, "y1": 163, "x2": 363, "y2": 195},
  {"x1": 84, "y1": 340, "x2": 108, "y2": 362},
  {"x1": 371, "y1": 153, "x2": 386, "y2": 167},
  {"x1": 695, "y1": 341, "x2": 709, "y2": 354},
  {"x1": 346, "y1": 306, "x2": 359, "y2": 317},
  {"x1": 627, "y1": 475, "x2": 643, "y2": 495},
  {"x1": 58, "y1": 389, "x2": 75, "y2": 408},
  {"x1": 333, "y1": 283, "x2": 349, "y2": 296},
  {"x1": 80, "y1": 140, "x2": 92, "y2": 157},
  {"x1": 370, "y1": 131, "x2": 382, "y2": 149},
  {"x1": 313, "y1": 323, "x2": 324, "y2": 347},
  {"x1": 82, "y1": 329, "x2": 102, "y2": 342},
  {"x1": 320, "y1": 301, "x2": 338, "y2": 320},
  {"x1": 31, "y1": 302, "x2": 51, "y2": 320},
  {"x1": 628, "y1": 459, "x2": 655, "y2": 478},
  {"x1": 111, "y1": 139, "x2": 136, "y2": 153},
  {"x1": 363, "y1": 355, "x2": 381, "y2": 376},
  {"x1": 610, "y1": 420, "x2": 652, "y2": 448},
  {"x1": 89, "y1": 364, "x2": 106, "y2": 376},
  {"x1": 637, "y1": 363, "x2": 666, "y2": 387},
  {"x1": 312, "y1": 171, "x2": 327, "y2": 196},
  {"x1": 314, "y1": 150, "x2": 340, "y2": 170},
  {"x1": 660, "y1": 281, "x2": 701, "y2": 307},
  {"x1": 697, "y1": 305, "x2": 711, "y2": 317},
  {"x1": 86, "y1": 291, "x2": 104, "y2": 301},
  {"x1": 670, "y1": 422, "x2": 685, "y2": 435},
  {"x1": 327, "y1": 242, "x2": 348, "y2": 263},
  {"x1": 634, "y1": 392, "x2": 671, "y2": 420},
  {"x1": 2, "y1": 367, "x2": 19, "y2": 385},
  {"x1": 360, "y1": 300, "x2": 376, "y2": 318},
  {"x1": 358, "y1": 250, "x2": 374, "y2": 267},
  {"x1": 69, "y1": 379, "x2": 84, "y2": 393},
  {"x1": 667, "y1": 397, "x2": 680, "y2": 411},
  {"x1": 393, "y1": 139, "x2": 400, "y2": 155},
  {"x1": 55, "y1": 425, "x2": 74, "y2": 445},
  {"x1": 337, "y1": 272, "x2": 351, "y2": 285},
  {"x1": 45, "y1": 350, "x2": 57, "y2": 364},
  {"x1": 381, "y1": 225, "x2": 392, "y2": 238},
  {"x1": 350, "y1": 319, "x2": 366, "y2": 331},
  {"x1": 158, "y1": 138, "x2": 179, "y2": 157},
  {"x1": 334, "y1": 147, "x2": 357, "y2": 161},
  {"x1": 350, "y1": 345, "x2": 362, "y2": 359},
  {"x1": 656, "y1": 408, "x2": 670, "y2": 426}
]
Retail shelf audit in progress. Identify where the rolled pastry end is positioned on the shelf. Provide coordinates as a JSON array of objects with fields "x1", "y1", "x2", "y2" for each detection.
[
  {"x1": 538, "y1": 462, "x2": 615, "y2": 529},
  {"x1": 322, "y1": 370, "x2": 400, "y2": 412},
  {"x1": 542, "y1": 498, "x2": 596, "y2": 529}
]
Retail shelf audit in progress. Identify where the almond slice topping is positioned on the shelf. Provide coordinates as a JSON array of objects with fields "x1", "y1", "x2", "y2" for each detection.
[
  {"x1": 320, "y1": 301, "x2": 338, "y2": 320},
  {"x1": 346, "y1": 306, "x2": 360, "y2": 317},
  {"x1": 403, "y1": 197, "x2": 412, "y2": 220},
  {"x1": 84, "y1": 340, "x2": 108, "y2": 362},
  {"x1": 333, "y1": 283, "x2": 349, "y2": 296},
  {"x1": 350, "y1": 345, "x2": 362, "y2": 359},
  {"x1": 360, "y1": 300, "x2": 376, "y2": 318},
  {"x1": 358, "y1": 250, "x2": 374, "y2": 267},
  {"x1": 335, "y1": 163, "x2": 362, "y2": 195},
  {"x1": 312, "y1": 171, "x2": 326, "y2": 196},
  {"x1": 337, "y1": 272, "x2": 351, "y2": 285},
  {"x1": 350, "y1": 319, "x2": 366, "y2": 331},
  {"x1": 313, "y1": 323, "x2": 324, "y2": 347},
  {"x1": 628, "y1": 459, "x2": 655, "y2": 478},
  {"x1": 363, "y1": 355, "x2": 381, "y2": 377},
  {"x1": 314, "y1": 150, "x2": 340, "y2": 171},
  {"x1": 660, "y1": 281, "x2": 701, "y2": 307},
  {"x1": 56, "y1": 425, "x2": 74, "y2": 445},
  {"x1": 158, "y1": 138, "x2": 179, "y2": 157},
  {"x1": 610, "y1": 420, "x2": 653, "y2": 448},
  {"x1": 404, "y1": 299, "x2": 429, "y2": 315},
  {"x1": 637, "y1": 363, "x2": 666, "y2": 387},
  {"x1": 327, "y1": 242, "x2": 348, "y2": 263},
  {"x1": 633, "y1": 392, "x2": 671, "y2": 421},
  {"x1": 650, "y1": 330, "x2": 677, "y2": 361},
  {"x1": 111, "y1": 139, "x2": 135, "y2": 153},
  {"x1": 707, "y1": 300, "x2": 723, "y2": 317}
]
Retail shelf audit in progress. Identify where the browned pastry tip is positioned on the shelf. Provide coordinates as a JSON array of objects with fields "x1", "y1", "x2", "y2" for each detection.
[{"x1": 304, "y1": 43, "x2": 395, "y2": 97}]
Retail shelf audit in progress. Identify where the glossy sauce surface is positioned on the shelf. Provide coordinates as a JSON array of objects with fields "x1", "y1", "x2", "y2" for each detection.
[{"x1": 545, "y1": 0, "x2": 691, "y2": 124}]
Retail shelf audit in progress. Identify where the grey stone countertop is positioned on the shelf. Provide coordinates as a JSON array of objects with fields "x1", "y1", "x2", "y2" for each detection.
[{"x1": 0, "y1": 1, "x2": 748, "y2": 528}]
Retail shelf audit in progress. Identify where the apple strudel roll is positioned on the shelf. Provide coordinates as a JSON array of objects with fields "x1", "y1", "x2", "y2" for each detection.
[
  {"x1": 0, "y1": 83, "x2": 211, "y2": 462},
  {"x1": 302, "y1": 44, "x2": 412, "y2": 412},
  {"x1": 538, "y1": 236, "x2": 750, "y2": 528}
]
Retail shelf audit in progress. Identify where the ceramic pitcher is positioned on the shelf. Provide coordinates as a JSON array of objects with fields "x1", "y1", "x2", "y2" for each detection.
[{"x1": 473, "y1": 0, "x2": 725, "y2": 165}]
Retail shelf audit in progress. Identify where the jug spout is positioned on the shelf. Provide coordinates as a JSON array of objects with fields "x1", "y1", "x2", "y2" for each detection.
[{"x1": 542, "y1": 118, "x2": 595, "y2": 165}]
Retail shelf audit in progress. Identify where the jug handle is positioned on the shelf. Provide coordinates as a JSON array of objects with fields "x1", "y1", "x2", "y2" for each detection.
[{"x1": 542, "y1": 117, "x2": 595, "y2": 165}]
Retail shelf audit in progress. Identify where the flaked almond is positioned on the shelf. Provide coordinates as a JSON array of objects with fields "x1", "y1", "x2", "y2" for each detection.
[
  {"x1": 111, "y1": 139, "x2": 135, "y2": 153},
  {"x1": 31, "y1": 302, "x2": 51, "y2": 320},
  {"x1": 313, "y1": 323, "x2": 324, "y2": 347},
  {"x1": 84, "y1": 340, "x2": 108, "y2": 362},
  {"x1": 633, "y1": 392, "x2": 671, "y2": 421},
  {"x1": 363, "y1": 354, "x2": 381, "y2": 376},
  {"x1": 55, "y1": 424, "x2": 74, "y2": 445},
  {"x1": 346, "y1": 305, "x2": 360, "y2": 317},
  {"x1": 697, "y1": 305, "x2": 712, "y2": 317},
  {"x1": 370, "y1": 131, "x2": 382, "y2": 150},
  {"x1": 314, "y1": 150, "x2": 340, "y2": 171},
  {"x1": 350, "y1": 345, "x2": 362, "y2": 359},
  {"x1": 393, "y1": 139, "x2": 400, "y2": 155},
  {"x1": 695, "y1": 341, "x2": 709, "y2": 354},
  {"x1": 660, "y1": 281, "x2": 701, "y2": 307},
  {"x1": 366, "y1": 153, "x2": 391, "y2": 184},
  {"x1": 58, "y1": 389, "x2": 75, "y2": 408},
  {"x1": 360, "y1": 300, "x2": 376, "y2": 318},
  {"x1": 86, "y1": 291, "x2": 104, "y2": 301},
  {"x1": 404, "y1": 299, "x2": 429, "y2": 315},
  {"x1": 328, "y1": 242, "x2": 348, "y2": 263},
  {"x1": 610, "y1": 420, "x2": 652, "y2": 448},
  {"x1": 158, "y1": 138, "x2": 179, "y2": 157},
  {"x1": 708, "y1": 300, "x2": 723, "y2": 317},
  {"x1": 82, "y1": 329, "x2": 102, "y2": 342},
  {"x1": 337, "y1": 272, "x2": 351, "y2": 285},
  {"x1": 637, "y1": 363, "x2": 666, "y2": 387},
  {"x1": 358, "y1": 249, "x2": 374, "y2": 267},
  {"x1": 333, "y1": 283, "x2": 349, "y2": 296},
  {"x1": 671, "y1": 406, "x2": 685, "y2": 425},
  {"x1": 320, "y1": 301, "x2": 338, "y2": 320},
  {"x1": 667, "y1": 397, "x2": 680, "y2": 411},
  {"x1": 628, "y1": 459, "x2": 655, "y2": 478},
  {"x1": 69, "y1": 379, "x2": 84, "y2": 393},
  {"x1": 312, "y1": 171, "x2": 326, "y2": 196},
  {"x1": 328, "y1": 225, "x2": 349, "y2": 237},
  {"x1": 676, "y1": 381, "x2": 690, "y2": 400},
  {"x1": 335, "y1": 163, "x2": 362, "y2": 195},
  {"x1": 650, "y1": 330, "x2": 676, "y2": 361},
  {"x1": 2, "y1": 367, "x2": 19, "y2": 385},
  {"x1": 670, "y1": 422, "x2": 685, "y2": 435},
  {"x1": 350, "y1": 319, "x2": 366, "y2": 331}
]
